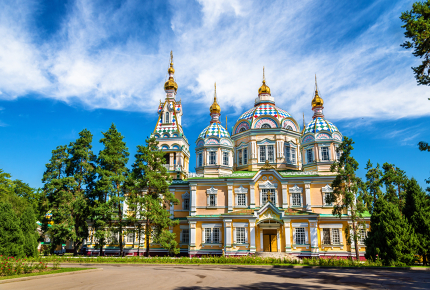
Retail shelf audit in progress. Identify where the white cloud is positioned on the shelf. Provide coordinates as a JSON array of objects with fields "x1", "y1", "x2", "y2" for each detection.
[{"x1": 0, "y1": 0, "x2": 428, "y2": 124}]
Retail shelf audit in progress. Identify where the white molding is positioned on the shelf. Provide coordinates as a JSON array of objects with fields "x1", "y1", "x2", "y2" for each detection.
[
  {"x1": 207, "y1": 186, "x2": 218, "y2": 194},
  {"x1": 292, "y1": 222, "x2": 309, "y2": 228},
  {"x1": 259, "y1": 180, "x2": 277, "y2": 189},
  {"x1": 319, "y1": 224, "x2": 343, "y2": 229},
  {"x1": 289, "y1": 185, "x2": 303, "y2": 193},
  {"x1": 202, "y1": 223, "x2": 222, "y2": 228},
  {"x1": 233, "y1": 222, "x2": 248, "y2": 228},
  {"x1": 179, "y1": 225, "x2": 189, "y2": 229},
  {"x1": 182, "y1": 192, "x2": 190, "y2": 198},
  {"x1": 235, "y1": 186, "x2": 248, "y2": 193}
]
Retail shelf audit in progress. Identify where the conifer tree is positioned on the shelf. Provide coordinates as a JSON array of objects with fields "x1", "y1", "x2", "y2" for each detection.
[
  {"x1": 403, "y1": 178, "x2": 430, "y2": 265},
  {"x1": 0, "y1": 202, "x2": 24, "y2": 258},
  {"x1": 381, "y1": 163, "x2": 408, "y2": 210},
  {"x1": 20, "y1": 206, "x2": 38, "y2": 257},
  {"x1": 362, "y1": 160, "x2": 383, "y2": 214},
  {"x1": 418, "y1": 141, "x2": 430, "y2": 193},
  {"x1": 95, "y1": 124, "x2": 129, "y2": 256},
  {"x1": 365, "y1": 197, "x2": 417, "y2": 265},
  {"x1": 129, "y1": 136, "x2": 179, "y2": 256},
  {"x1": 329, "y1": 137, "x2": 366, "y2": 261}
]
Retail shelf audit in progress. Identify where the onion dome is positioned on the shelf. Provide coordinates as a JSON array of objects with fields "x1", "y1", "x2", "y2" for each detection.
[
  {"x1": 258, "y1": 67, "x2": 271, "y2": 95},
  {"x1": 199, "y1": 122, "x2": 230, "y2": 139},
  {"x1": 303, "y1": 117, "x2": 339, "y2": 134},
  {"x1": 210, "y1": 83, "x2": 221, "y2": 114},
  {"x1": 312, "y1": 76, "x2": 323, "y2": 108},
  {"x1": 237, "y1": 103, "x2": 291, "y2": 123},
  {"x1": 164, "y1": 51, "x2": 178, "y2": 92}
]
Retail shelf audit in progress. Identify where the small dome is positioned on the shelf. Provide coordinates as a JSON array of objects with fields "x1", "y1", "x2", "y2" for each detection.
[
  {"x1": 210, "y1": 83, "x2": 221, "y2": 114},
  {"x1": 304, "y1": 117, "x2": 338, "y2": 134},
  {"x1": 164, "y1": 77, "x2": 178, "y2": 92},
  {"x1": 199, "y1": 123, "x2": 230, "y2": 139},
  {"x1": 312, "y1": 90, "x2": 323, "y2": 108},
  {"x1": 258, "y1": 80, "x2": 271, "y2": 95}
]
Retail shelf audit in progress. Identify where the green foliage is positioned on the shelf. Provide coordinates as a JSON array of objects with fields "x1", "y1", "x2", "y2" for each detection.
[
  {"x1": 0, "y1": 256, "x2": 48, "y2": 277},
  {"x1": 329, "y1": 137, "x2": 366, "y2": 260},
  {"x1": 365, "y1": 197, "x2": 417, "y2": 266},
  {"x1": 128, "y1": 135, "x2": 179, "y2": 255},
  {"x1": 418, "y1": 141, "x2": 430, "y2": 193},
  {"x1": 0, "y1": 202, "x2": 24, "y2": 258},
  {"x1": 381, "y1": 163, "x2": 408, "y2": 209},
  {"x1": 401, "y1": 1, "x2": 430, "y2": 85},
  {"x1": 362, "y1": 160, "x2": 383, "y2": 214},
  {"x1": 403, "y1": 178, "x2": 430, "y2": 265},
  {"x1": 94, "y1": 124, "x2": 129, "y2": 256},
  {"x1": 20, "y1": 206, "x2": 38, "y2": 257}
]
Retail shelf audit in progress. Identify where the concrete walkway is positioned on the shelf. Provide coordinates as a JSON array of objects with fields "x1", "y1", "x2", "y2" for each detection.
[{"x1": 2, "y1": 264, "x2": 429, "y2": 289}]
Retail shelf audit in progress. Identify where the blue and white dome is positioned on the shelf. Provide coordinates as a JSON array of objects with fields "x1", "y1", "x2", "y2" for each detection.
[
  {"x1": 199, "y1": 122, "x2": 230, "y2": 139},
  {"x1": 303, "y1": 117, "x2": 339, "y2": 134}
]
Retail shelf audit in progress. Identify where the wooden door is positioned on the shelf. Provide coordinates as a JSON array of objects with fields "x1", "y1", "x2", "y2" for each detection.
[
  {"x1": 263, "y1": 235, "x2": 271, "y2": 252},
  {"x1": 270, "y1": 234, "x2": 277, "y2": 252}
]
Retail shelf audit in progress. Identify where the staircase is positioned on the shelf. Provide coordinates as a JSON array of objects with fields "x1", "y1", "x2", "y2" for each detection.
[{"x1": 255, "y1": 252, "x2": 301, "y2": 262}]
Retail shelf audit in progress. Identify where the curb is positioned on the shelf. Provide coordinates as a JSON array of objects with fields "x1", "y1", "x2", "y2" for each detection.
[
  {"x1": 0, "y1": 268, "x2": 103, "y2": 284},
  {"x1": 54, "y1": 263, "x2": 430, "y2": 271}
]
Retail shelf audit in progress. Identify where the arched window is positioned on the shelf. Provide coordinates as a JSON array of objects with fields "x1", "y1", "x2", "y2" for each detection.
[
  {"x1": 261, "y1": 124, "x2": 271, "y2": 129},
  {"x1": 165, "y1": 112, "x2": 170, "y2": 123},
  {"x1": 239, "y1": 127, "x2": 246, "y2": 133},
  {"x1": 286, "y1": 125, "x2": 293, "y2": 131},
  {"x1": 160, "y1": 114, "x2": 163, "y2": 123}
]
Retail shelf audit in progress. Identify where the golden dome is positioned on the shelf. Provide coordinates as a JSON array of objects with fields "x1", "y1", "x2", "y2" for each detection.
[
  {"x1": 258, "y1": 67, "x2": 271, "y2": 95},
  {"x1": 210, "y1": 82, "x2": 221, "y2": 114},
  {"x1": 311, "y1": 75, "x2": 324, "y2": 108},
  {"x1": 164, "y1": 51, "x2": 178, "y2": 92}
]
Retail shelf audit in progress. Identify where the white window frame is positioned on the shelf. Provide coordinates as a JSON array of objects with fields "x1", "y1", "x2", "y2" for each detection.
[
  {"x1": 126, "y1": 232, "x2": 134, "y2": 244},
  {"x1": 295, "y1": 228, "x2": 306, "y2": 245},
  {"x1": 234, "y1": 186, "x2": 248, "y2": 207},
  {"x1": 262, "y1": 188, "x2": 275, "y2": 204},
  {"x1": 238, "y1": 149, "x2": 243, "y2": 165},
  {"x1": 322, "y1": 228, "x2": 331, "y2": 245},
  {"x1": 236, "y1": 228, "x2": 246, "y2": 244},
  {"x1": 306, "y1": 148, "x2": 314, "y2": 163},
  {"x1": 223, "y1": 151, "x2": 229, "y2": 166},
  {"x1": 292, "y1": 193, "x2": 301, "y2": 206},
  {"x1": 202, "y1": 224, "x2": 222, "y2": 244},
  {"x1": 209, "y1": 151, "x2": 217, "y2": 165},
  {"x1": 332, "y1": 228, "x2": 340, "y2": 245},
  {"x1": 206, "y1": 187, "x2": 218, "y2": 207},
  {"x1": 198, "y1": 153, "x2": 203, "y2": 167},
  {"x1": 258, "y1": 145, "x2": 275, "y2": 163},
  {"x1": 233, "y1": 223, "x2": 249, "y2": 244},
  {"x1": 322, "y1": 184, "x2": 333, "y2": 206},
  {"x1": 321, "y1": 147, "x2": 330, "y2": 161},
  {"x1": 359, "y1": 228, "x2": 367, "y2": 245},
  {"x1": 237, "y1": 193, "x2": 246, "y2": 206},
  {"x1": 336, "y1": 146, "x2": 341, "y2": 160},
  {"x1": 289, "y1": 185, "x2": 303, "y2": 207},
  {"x1": 243, "y1": 148, "x2": 248, "y2": 164}
]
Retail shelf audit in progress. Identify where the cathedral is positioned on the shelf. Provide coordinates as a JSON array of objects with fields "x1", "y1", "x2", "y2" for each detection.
[{"x1": 86, "y1": 53, "x2": 370, "y2": 258}]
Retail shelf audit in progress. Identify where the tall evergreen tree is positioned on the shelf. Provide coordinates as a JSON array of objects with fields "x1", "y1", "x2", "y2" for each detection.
[
  {"x1": 418, "y1": 141, "x2": 430, "y2": 193},
  {"x1": 129, "y1": 136, "x2": 179, "y2": 256},
  {"x1": 403, "y1": 178, "x2": 430, "y2": 265},
  {"x1": 0, "y1": 202, "x2": 24, "y2": 258},
  {"x1": 95, "y1": 124, "x2": 129, "y2": 256},
  {"x1": 381, "y1": 163, "x2": 408, "y2": 209},
  {"x1": 365, "y1": 197, "x2": 417, "y2": 266},
  {"x1": 362, "y1": 160, "x2": 383, "y2": 214},
  {"x1": 329, "y1": 137, "x2": 367, "y2": 261},
  {"x1": 20, "y1": 206, "x2": 38, "y2": 257}
]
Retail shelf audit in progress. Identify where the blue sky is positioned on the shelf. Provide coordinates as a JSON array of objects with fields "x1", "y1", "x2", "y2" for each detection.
[{"x1": 0, "y1": 0, "x2": 429, "y2": 190}]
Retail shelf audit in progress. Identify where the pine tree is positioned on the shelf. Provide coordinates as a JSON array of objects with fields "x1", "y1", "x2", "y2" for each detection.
[
  {"x1": 403, "y1": 178, "x2": 430, "y2": 265},
  {"x1": 418, "y1": 141, "x2": 430, "y2": 193},
  {"x1": 20, "y1": 206, "x2": 38, "y2": 257},
  {"x1": 95, "y1": 124, "x2": 129, "y2": 256},
  {"x1": 365, "y1": 197, "x2": 417, "y2": 266},
  {"x1": 129, "y1": 136, "x2": 179, "y2": 256},
  {"x1": 329, "y1": 137, "x2": 367, "y2": 260},
  {"x1": 362, "y1": 160, "x2": 383, "y2": 214},
  {"x1": 0, "y1": 202, "x2": 25, "y2": 258},
  {"x1": 381, "y1": 163, "x2": 408, "y2": 210}
]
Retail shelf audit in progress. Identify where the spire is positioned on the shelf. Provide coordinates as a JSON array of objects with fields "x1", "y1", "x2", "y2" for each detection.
[
  {"x1": 210, "y1": 82, "x2": 221, "y2": 124},
  {"x1": 312, "y1": 74, "x2": 324, "y2": 118},
  {"x1": 164, "y1": 51, "x2": 178, "y2": 93},
  {"x1": 258, "y1": 66, "x2": 271, "y2": 95}
]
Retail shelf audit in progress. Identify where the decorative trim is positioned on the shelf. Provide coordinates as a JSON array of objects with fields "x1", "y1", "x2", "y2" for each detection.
[
  {"x1": 202, "y1": 223, "x2": 222, "y2": 228},
  {"x1": 289, "y1": 185, "x2": 303, "y2": 193},
  {"x1": 322, "y1": 184, "x2": 333, "y2": 193},
  {"x1": 207, "y1": 187, "x2": 218, "y2": 194},
  {"x1": 292, "y1": 222, "x2": 308, "y2": 227},
  {"x1": 235, "y1": 186, "x2": 248, "y2": 193},
  {"x1": 259, "y1": 180, "x2": 277, "y2": 189}
]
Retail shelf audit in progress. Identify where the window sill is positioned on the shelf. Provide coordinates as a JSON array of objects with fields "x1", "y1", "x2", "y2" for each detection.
[
  {"x1": 202, "y1": 243, "x2": 222, "y2": 247},
  {"x1": 233, "y1": 243, "x2": 249, "y2": 247},
  {"x1": 206, "y1": 206, "x2": 218, "y2": 209},
  {"x1": 290, "y1": 205, "x2": 302, "y2": 208},
  {"x1": 234, "y1": 205, "x2": 248, "y2": 208}
]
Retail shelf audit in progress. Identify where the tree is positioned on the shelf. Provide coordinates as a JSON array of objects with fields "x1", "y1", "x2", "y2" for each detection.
[
  {"x1": 401, "y1": 1, "x2": 430, "y2": 86},
  {"x1": 129, "y1": 136, "x2": 179, "y2": 256},
  {"x1": 94, "y1": 124, "x2": 129, "y2": 256},
  {"x1": 329, "y1": 137, "x2": 367, "y2": 261},
  {"x1": 0, "y1": 170, "x2": 29, "y2": 216},
  {"x1": 20, "y1": 206, "x2": 38, "y2": 257},
  {"x1": 0, "y1": 202, "x2": 24, "y2": 258},
  {"x1": 362, "y1": 160, "x2": 383, "y2": 214},
  {"x1": 365, "y1": 197, "x2": 417, "y2": 266},
  {"x1": 381, "y1": 163, "x2": 408, "y2": 210},
  {"x1": 403, "y1": 178, "x2": 430, "y2": 265},
  {"x1": 418, "y1": 141, "x2": 430, "y2": 193}
]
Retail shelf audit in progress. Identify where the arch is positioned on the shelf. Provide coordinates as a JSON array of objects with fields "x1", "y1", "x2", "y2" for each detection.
[
  {"x1": 253, "y1": 117, "x2": 279, "y2": 129},
  {"x1": 205, "y1": 138, "x2": 219, "y2": 145},
  {"x1": 163, "y1": 133, "x2": 170, "y2": 138},
  {"x1": 302, "y1": 135, "x2": 315, "y2": 144},
  {"x1": 316, "y1": 133, "x2": 331, "y2": 140},
  {"x1": 234, "y1": 121, "x2": 250, "y2": 134},
  {"x1": 220, "y1": 138, "x2": 233, "y2": 146},
  {"x1": 281, "y1": 118, "x2": 298, "y2": 132},
  {"x1": 333, "y1": 133, "x2": 342, "y2": 141},
  {"x1": 153, "y1": 134, "x2": 160, "y2": 139},
  {"x1": 172, "y1": 144, "x2": 180, "y2": 150},
  {"x1": 196, "y1": 140, "x2": 205, "y2": 148},
  {"x1": 172, "y1": 133, "x2": 178, "y2": 137},
  {"x1": 161, "y1": 144, "x2": 169, "y2": 150}
]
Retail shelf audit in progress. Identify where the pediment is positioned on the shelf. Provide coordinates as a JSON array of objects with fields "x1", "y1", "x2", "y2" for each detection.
[
  {"x1": 182, "y1": 192, "x2": 190, "y2": 199},
  {"x1": 322, "y1": 184, "x2": 333, "y2": 193},
  {"x1": 256, "y1": 202, "x2": 284, "y2": 223},
  {"x1": 259, "y1": 180, "x2": 277, "y2": 189},
  {"x1": 235, "y1": 186, "x2": 248, "y2": 193},
  {"x1": 289, "y1": 184, "x2": 302, "y2": 193},
  {"x1": 207, "y1": 186, "x2": 218, "y2": 194}
]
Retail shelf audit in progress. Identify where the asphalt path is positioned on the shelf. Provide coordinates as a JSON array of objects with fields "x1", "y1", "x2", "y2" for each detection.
[{"x1": 2, "y1": 264, "x2": 429, "y2": 289}]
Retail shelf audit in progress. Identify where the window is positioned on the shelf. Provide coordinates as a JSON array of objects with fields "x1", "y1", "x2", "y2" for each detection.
[
  {"x1": 160, "y1": 114, "x2": 163, "y2": 123},
  {"x1": 336, "y1": 147, "x2": 341, "y2": 160},
  {"x1": 238, "y1": 149, "x2": 242, "y2": 165},
  {"x1": 324, "y1": 192, "x2": 332, "y2": 206},
  {"x1": 292, "y1": 193, "x2": 301, "y2": 206},
  {"x1": 332, "y1": 229, "x2": 340, "y2": 245},
  {"x1": 359, "y1": 229, "x2": 366, "y2": 245},
  {"x1": 236, "y1": 228, "x2": 246, "y2": 244},
  {"x1": 223, "y1": 152, "x2": 229, "y2": 166},
  {"x1": 239, "y1": 127, "x2": 246, "y2": 133},
  {"x1": 182, "y1": 229, "x2": 189, "y2": 244},
  {"x1": 262, "y1": 189, "x2": 275, "y2": 204},
  {"x1": 322, "y1": 229, "x2": 330, "y2": 245},
  {"x1": 165, "y1": 112, "x2": 170, "y2": 123},
  {"x1": 209, "y1": 151, "x2": 216, "y2": 165},
  {"x1": 213, "y1": 228, "x2": 220, "y2": 243},
  {"x1": 285, "y1": 145, "x2": 296, "y2": 165},
  {"x1": 126, "y1": 233, "x2": 134, "y2": 243},
  {"x1": 243, "y1": 148, "x2": 248, "y2": 164},
  {"x1": 295, "y1": 228, "x2": 306, "y2": 245},
  {"x1": 198, "y1": 153, "x2": 203, "y2": 167},
  {"x1": 209, "y1": 194, "x2": 216, "y2": 207},
  {"x1": 237, "y1": 194, "x2": 246, "y2": 206},
  {"x1": 259, "y1": 145, "x2": 274, "y2": 163},
  {"x1": 321, "y1": 147, "x2": 330, "y2": 161},
  {"x1": 183, "y1": 198, "x2": 190, "y2": 210},
  {"x1": 205, "y1": 228, "x2": 212, "y2": 243},
  {"x1": 286, "y1": 125, "x2": 293, "y2": 130},
  {"x1": 306, "y1": 148, "x2": 313, "y2": 163},
  {"x1": 261, "y1": 124, "x2": 271, "y2": 129},
  {"x1": 204, "y1": 228, "x2": 220, "y2": 244}
]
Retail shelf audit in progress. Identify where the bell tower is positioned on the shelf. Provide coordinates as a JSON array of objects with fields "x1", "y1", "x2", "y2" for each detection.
[{"x1": 152, "y1": 51, "x2": 190, "y2": 179}]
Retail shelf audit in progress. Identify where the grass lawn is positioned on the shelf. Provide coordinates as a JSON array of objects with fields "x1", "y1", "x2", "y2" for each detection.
[{"x1": 0, "y1": 267, "x2": 94, "y2": 281}]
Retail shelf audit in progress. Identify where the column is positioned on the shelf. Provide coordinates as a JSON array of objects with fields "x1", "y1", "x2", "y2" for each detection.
[
  {"x1": 227, "y1": 183, "x2": 233, "y2": 212},
  {"x1": 282, "y1": 182, "x2": 288, "y2": 209},
  {"x1": 309, "y1": 220, "x2": 319, "y2": 256},
  {"x1": 190, "y1": 183, "x2": 197, "y2": 216},
  {"x1": 189, "y1": 221, "x2": 196, "y2": 247},
  {"x1": 251, "y1": 141, "x2": 257, "y2": 159},
  {"x1": 277, "y1": 228, "x2": 281, "y2": 252},
  {"x1": 249, "y1": 221, "x2": 256, "y2": 253},
  {"x1": 169, "y1": 153, "x2": 174, "y2": 170},
  {"x1": 260, "y1": 229, "x2": 263, "y2": 252},
  {"x1": 169, "y1": 189, "x2": 175, "y2": 218},
  {"x1": 249, "y1": 182, "x2": 255, "y2": 209},
  {"x1": 284, "y1": 220, "x2": 291, "y2": 253},
  {"x1": 304, "y1": 181, "x2": 312, "y2": 211},
  {"x1": 224, "y1": 219, "x2": 232, "y2": 253}
]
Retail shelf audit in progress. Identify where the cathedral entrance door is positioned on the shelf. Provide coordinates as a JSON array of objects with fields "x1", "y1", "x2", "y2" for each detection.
[{"x1": 262, "y1": 229, "x2": 278, "y2": 252}]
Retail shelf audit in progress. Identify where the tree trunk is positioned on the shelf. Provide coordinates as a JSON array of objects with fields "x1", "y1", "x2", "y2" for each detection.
[
  {"x1": 352, "y1": 221, "x2": 360, "y2": 261},
  {"x1": 73, "y1": 241, "x2": 81, "y2": 256},
  {"x1": 137, "y1": 225, "x2": 141, "y2": 257},
  {"x1": 423, "y1": 254, "x2": 427, "y2": 266},
  {"x1": 145, "y1": 219, "x2": 150, "y2": 257}
]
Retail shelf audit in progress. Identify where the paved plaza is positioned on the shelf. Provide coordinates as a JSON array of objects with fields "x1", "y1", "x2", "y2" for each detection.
[{"x1": 2, "y1": 264, "x2": 429, "y2": 289}]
